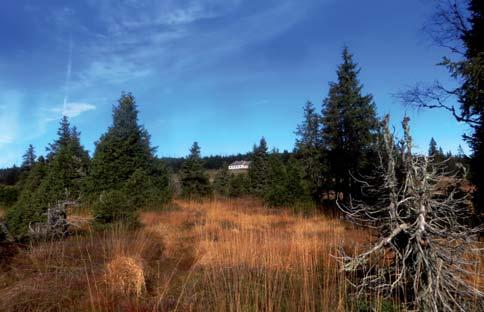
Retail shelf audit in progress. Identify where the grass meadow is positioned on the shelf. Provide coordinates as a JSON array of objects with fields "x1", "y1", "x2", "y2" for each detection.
[{"x1": 0, "y1": 199, "x2": 481, "y2": 311}]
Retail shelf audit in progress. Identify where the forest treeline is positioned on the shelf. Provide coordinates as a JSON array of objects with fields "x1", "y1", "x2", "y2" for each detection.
[
  {"x1": 0, "y1": 48, "x2": 472, "y2": 241},
  {"x1": 1, "y1": 0, "x2": 482, "y2": 241}
]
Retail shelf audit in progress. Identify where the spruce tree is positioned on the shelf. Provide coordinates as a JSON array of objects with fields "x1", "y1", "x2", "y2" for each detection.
[
  {"x1": 6, "y1": 117, "x2": 90, "y2": 238},
  {"x1": 294, "y1": 101, "x2": 323, "y2": 202},
  {"x1": 429, "y1": 138, "x2": 446, "y2": 163},
  {"x1": 21, "y1": 144, "x2": 36, "y2": 170},
  {"x1": 89, "y1": 93, "x2": 154, "y2": 193},
  {"x1": 285, "y1": 157, "x2": 308, "y2": 204},
  {"x1": 88, "y1": 93, "x2": 170, "y2": 223},
  {"x1": 457, "y1": 145, "x2": 466, "y2": 158},
  {"x1": 453, "y1": 0, "x2": 484, "y2": 223},
  {"x1": 229, "y1": 173, "x2": 249, "y2": 197},
  {"x1": 43, "y1": 138, "x2": 89, "y2": 201},
  {"x1": 264, "y1": 154, "x2": 307, "y2": 207},
  {"x1": 5, "y1": 158, "x2": 48, "y2": 237},
  {"x1": 213, "y1": 163, "x2": 231, "y2": 197},
  {"x1": 149, "y1": 158, "x2": 172, "y2": 204},
  {"x1": 321, "y1": 47, "x2": 378, "y2": 200},
  {"x1": 428, "y1": 137, "x2": 438, "y2": 156},
  {"x1": 265, "y1": 153, "x2": 290, "y2": 207},
  {"x1": 0, "y1": 185, "x2": 18, "y2": 208},
  {"x1": 179, "y1": 142, "x2": 212, "y2": 198},
  {"x1": 408, "y1": 1, "x2": 484, "y2": 225},
  {"x1": 46, "y1": 116, "x2": 71, "y2": 160},
  {"x1": 248, "y1": 137, "x2": 270, "y2": 197},
  {"x1": 42, "y1": 117, "x2": 90, "y2": 202}
]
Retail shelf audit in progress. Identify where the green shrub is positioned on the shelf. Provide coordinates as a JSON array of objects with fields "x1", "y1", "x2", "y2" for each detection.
[
  {"x1": 265, "y1": 183, "x2": 291, "y2": 207},
  {"x1": 213, "y1": 166, "x2": 231, "y2": 197},
  {"x1": 92, "y1": 190, "x2": 139, "y2": 226},
  {"x1": 0, "y1": 185, "x2": 19, "y2": 207},
  {"x1": 123, "y1": 168, "x2": 172, "y2": 208},
  {"x1": 5, "y1": 161, "x2": 48, "y2": 239},
  {"x1": 180, "y1": 142, "x2": 213, "y2": 199},
  {"x1": 228, "y1": 174, "x2": 249, "y2": 197}
]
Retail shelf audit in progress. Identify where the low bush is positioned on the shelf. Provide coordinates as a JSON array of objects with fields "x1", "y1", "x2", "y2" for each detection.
[
  {"x1": 92, "y1": 190, "x2": 139, "y2": 227},
  {"x1": 0, "y1": 185, "x2": 19, "y2": 207}
]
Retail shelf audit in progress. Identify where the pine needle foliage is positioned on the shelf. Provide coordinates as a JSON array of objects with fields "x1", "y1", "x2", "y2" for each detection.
[
  {"x1": 88, "y1": 93, "x2": 171, "y2": 224},
  {"x1": 180, "y1": 142, "x2": 212, "y2": 199},
  {"x1": 321, "y1": 47, "x2": 379, "y2": 200}
]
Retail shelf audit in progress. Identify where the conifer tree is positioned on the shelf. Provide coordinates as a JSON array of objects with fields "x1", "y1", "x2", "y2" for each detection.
[
  {"x1": 248, "y1": 137, "x2": 270, "y2": 197},
  {"x1": 429, "y1": 138, "x2": 447, "y2": 162},
  {"x1": 294, "y1": 101, "x2": 323, "y2": 201},
  {"x1": 264, "y1": 154, "x2": 307, "y2": 207},
  {"x1": 0, "y1": 185, "x2": 18, "y2": 208},
  {"x1": 438, "y1": 147, "x2": 445, "y2": 160},
  {"x1": 229, "y1": 173, "x2": 249, "y2": 197},
  {"x1": 403, "y1": 1, "x2": 484, "y2": 225},
  {"x1": 285, "y1": 157, "x2": 308, "y2": 203},
  {"x1": 452, "y1": 0, "x2": 484, "y2": 223},
  {"x1": 6, "y1": 117, "x2": 90, "y2": 238},
  {"x1": 89, "y1": 93, "x2": 155, "y2": 193},
  {"x1": 265, "y1": 153, "x2": 290, "y2": 207},
  {"x1": 179, "y1": 142, "x2": 212, "y2": 198},
  {"x1": 213, "y1": 163, "x2": 231, "y2": 197},
  {"x1": 21, "y1": 144, "x2": 36, "y2": 170},
  {"x1": 321, "y1": 47, "x2": 378, "y2": 200},
  {"x1": 149, "y1": 158, "x2": 172, "y2": 203},
  {"x1": 5, "y1": 157, "x2": 48, "y2": 237},
  {"x1": 42, "y1": 117, "x2": 90, "y2": 201},
  {"x1": 428, "y1": 137, "x2": 438, "y2": 156},
  {"x1": 46, "y1": 116, "x2": 71, "y2": 160},
  {"x1": 88, "y1": 93, "x2": 171, "y2": 224},
  {"x1": 457, "y1": 145, "x2": 466, "y2": 158}
]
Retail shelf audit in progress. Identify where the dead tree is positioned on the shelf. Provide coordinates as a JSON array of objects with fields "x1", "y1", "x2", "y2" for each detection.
[
  {"x1": 0, "y1": 222, "x2": 14, "y2": 242},
  {"x1": 29, "y1": 201, "x2": 69, "y2": 239},
  {"x1": 338, "y1": 115, "x2": 483, "y2": 311}
]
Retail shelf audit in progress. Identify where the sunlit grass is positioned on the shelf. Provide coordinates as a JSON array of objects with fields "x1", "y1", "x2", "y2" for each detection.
[{"x1": 0, "y1": 198, "x2": 481, "y2": 311}]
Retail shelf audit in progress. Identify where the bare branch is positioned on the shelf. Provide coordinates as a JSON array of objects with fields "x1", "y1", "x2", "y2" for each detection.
[
  {"x1": 424, "y1": 0, "x2": 470, "y2": 55},
  {"x1": 337, "y1": 115, "x2": 483, "y2": 311},
  {"x1": 397, "y1": 82, "x2": 480, "y2": 127}
]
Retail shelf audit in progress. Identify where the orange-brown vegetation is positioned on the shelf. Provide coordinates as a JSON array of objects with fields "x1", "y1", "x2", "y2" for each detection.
[{"x1": 0, "y1": 198, "x2": 481, "y2": 311}]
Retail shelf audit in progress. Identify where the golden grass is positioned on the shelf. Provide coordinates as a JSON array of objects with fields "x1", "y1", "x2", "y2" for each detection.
[
  {"x1": 0, "y1": 198, "x2": 481, "y2": 311},
  {"x1": 105, "y1": 256, "x2": 145, "y2": 297}
]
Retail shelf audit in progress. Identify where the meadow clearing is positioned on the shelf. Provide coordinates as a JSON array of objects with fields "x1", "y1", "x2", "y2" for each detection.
[{"x1": 0, "y1": 199, "x2": 482, "y2": 312}]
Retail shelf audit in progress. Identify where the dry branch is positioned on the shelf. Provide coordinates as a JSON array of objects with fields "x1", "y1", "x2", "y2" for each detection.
[{"x1": 338, "y1": 115, "x2": 483, "y2": 311}]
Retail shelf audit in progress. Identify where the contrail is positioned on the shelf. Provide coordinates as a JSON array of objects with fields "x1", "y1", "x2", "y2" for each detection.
[{"x1": 63, "y1": 36, "x2": 73, "y2": 113}]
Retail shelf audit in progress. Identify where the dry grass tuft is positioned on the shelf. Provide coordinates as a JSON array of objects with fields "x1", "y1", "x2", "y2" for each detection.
[{"x1": 105, "y1": 256, "x2": 145, "y2": 297}]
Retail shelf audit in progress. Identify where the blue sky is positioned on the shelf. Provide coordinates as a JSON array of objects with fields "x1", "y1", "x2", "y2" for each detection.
[{"x1": 0, "y1": 0, "x2": 471, "y2": 167}]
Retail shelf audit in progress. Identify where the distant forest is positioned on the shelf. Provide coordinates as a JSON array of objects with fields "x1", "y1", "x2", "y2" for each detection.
[
  {"x1": 161, "y1": 150, "x2": 293, "y2": 172},
  {"x1": 0, "y1": 151, "x2": 295, "y2": 183},
  {"x1": 1, "y1": 0, "x2": 483, "y2": 241}
]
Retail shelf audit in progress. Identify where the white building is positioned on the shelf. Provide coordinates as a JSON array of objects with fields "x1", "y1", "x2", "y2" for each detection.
[{"x1": 228, "y1": 160, "x2": 250, "y2": 170}]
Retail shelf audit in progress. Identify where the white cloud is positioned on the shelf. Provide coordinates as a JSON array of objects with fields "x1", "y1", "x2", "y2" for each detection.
[
  {"x1": 50, "y1": 0, "x2": 312, "y2": 91},
  {"x1": 51, "y1": 102, "x2": 96, "y2": 118},
  {"x1": 78, "y1": 57, "x2": 153, "y2": 86},
  {"x1": 0, "y1": 135, "x2": 13, "y2": 144},
  {"x1": 164, "y1": 3, "x2": 218, "y2": 25},
  {"x1": 90, "y1": 0, "x2": 240, "y2": 30}
]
